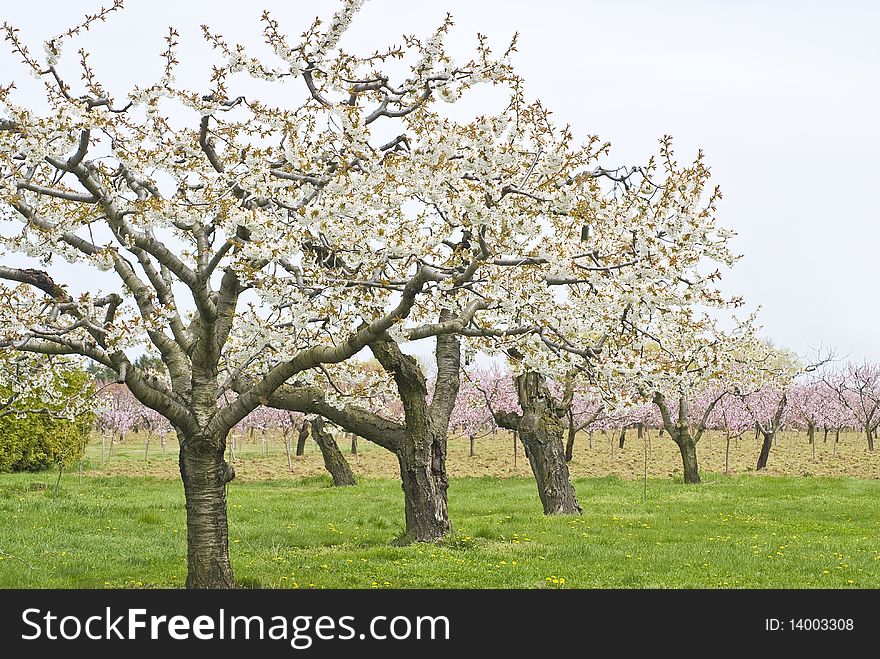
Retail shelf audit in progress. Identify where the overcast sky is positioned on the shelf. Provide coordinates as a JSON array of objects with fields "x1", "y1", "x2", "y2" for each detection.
[{"x1": 3, "y1": 0, "x2": 879, "y2": 363}]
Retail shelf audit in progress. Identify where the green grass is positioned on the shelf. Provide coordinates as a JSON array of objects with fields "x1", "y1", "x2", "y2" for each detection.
[{"x1": 1, "y1": 471, "x2": 879, "y2": 588}]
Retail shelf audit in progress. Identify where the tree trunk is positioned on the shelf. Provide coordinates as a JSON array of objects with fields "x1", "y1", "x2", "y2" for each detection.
[
  {"x1": 565, "y1": 412, "x2": 576, "y2": 462},
  {"x1": 497, "y1": 372, "x2": 581, "y2": 515},
  {"x1": 637, "y1": 423, "x2": 645, "y2": 439},
  {"x1": 756, "y1": 431, "x2": 773, "y2": 471},
  {"x1": 311, "y1": 418, "x2": 356, "y2": 486},
  {"x1": 618, "y1": 426, "x2": 627, "y2": 449},
  {"x1": 724, "y1": 431, "x2": 731, "y2": 475},
  {"x1": 673, "y1": 432, "x2": 701, "y2": 484},
  {"x1": 866, "y1": 428, "x2": 875, "y2": 452},
  {"x1": 823, "y1": 426, "x2": 829, "y2": 444},
  {"x1": 807, "y1": 422, "x2": 815, "y2": 445},
  {"x1": 179, "y1": 434, "x2": 235, "y2": 589},
  {"x1": 395, "y1": 429, "x2": 449, "y2": 543},
  {"x1": 295, "y1": 421, "x2": 309, "y2": 456},
  {"x1": 283, "y1": 436, "x2": 292, "y2": 471},
  {"x1": 469, "y1": 435, "x2": 476, "y2": 457},
  {"x1": 350, "y1": 433, "x2": 358, "y2": 455}
]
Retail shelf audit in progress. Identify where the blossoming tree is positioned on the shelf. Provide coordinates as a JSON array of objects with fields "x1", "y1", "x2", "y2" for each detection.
[{"x1": 0, "y1": 1, "x2": 589, "y2": 584}]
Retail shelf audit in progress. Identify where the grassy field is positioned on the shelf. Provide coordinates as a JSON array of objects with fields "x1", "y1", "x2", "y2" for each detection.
[{"x1": 1, "y1": 469, "x2": 879, "y2": 589}]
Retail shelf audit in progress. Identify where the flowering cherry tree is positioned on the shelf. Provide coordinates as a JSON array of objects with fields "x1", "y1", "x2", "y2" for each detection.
[
  {"x1": 0, "y1": 1, "x2": 595, "y2": 583},
  {"x1": 482, "y1": 142, "x2": 742, "y2": 504},
  {"x1": 731, "y1": 345, "x2": 802, "y2": 471}
]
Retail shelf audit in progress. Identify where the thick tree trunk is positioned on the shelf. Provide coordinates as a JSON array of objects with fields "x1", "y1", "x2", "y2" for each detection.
[
  {"x1": 395, "y1": 430, "x2": 449, "y2": 543},
  {"x1": 807, "y1": 422, "x2": 815, "y2": 445},
  {"x1": 469, "y1": 435, "x2": 476, "y2": 457},
  {"x1": 866, "y1": 428, "x2": 875, "y2": 452},
  {"x1": 498, "y1": 372, "x2": 581, "y2": 515},
  {"x1": 618, "y1": 427, "x2": 627, "y2": 449},
  {"x1": 295, "y1": 421, "x2": 309, "y2": 456},
  {"x1": 311, "y1": 418, "x2": 356, "y2": 486},
  {"x1": 672, "y1": 432, "x2": 700, "y2": 484},
  {"x1": 179, "y1": 435, "x2": 235, "y2": 589},
  {"x1": 756, "y1": 431, "x2": 773, "y2": 471}
]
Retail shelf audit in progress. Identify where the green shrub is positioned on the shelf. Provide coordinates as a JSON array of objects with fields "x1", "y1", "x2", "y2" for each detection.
[{"x1": 0, "y1": 370, "x2": 95, "y2": 472}]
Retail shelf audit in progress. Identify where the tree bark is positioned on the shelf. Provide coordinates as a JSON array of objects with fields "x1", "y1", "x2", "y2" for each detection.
[
  {"x1": 179, "y1": 433, "x2": 235, "y2": 589},
  {"x1": 350, "y1": 433, "x2": 358, "y2": 455},
  {"x1": 295, "y1": 421, "x2": 309, "y2": 456},
  {"x1": 395, "y1": 433, "x2": 449, "y2": 543},
  {"x1": 311, "y1": 417, "x2": 356, "y2": 486},
  {"x1": 807, "y1": 422, "x2": 815, "y2": 445},
  {"x1": 672, "y1": 431, "x2": 701, "y2": 484},
  {"x1": 618, "y1": 426, "x2": 627, "y2": 449},
  {"x1": 756, "y1": 431, "x2": 773, "y2": 471},
  {"x1": 468, "y1": 434, "x2": 476, "y2": 457},
  {"x1": 565, "y1": 411, "x2": 576, "y2": 462},
  {"x1": 496, "y1": 372, "x2": 581, "y2": 515}
]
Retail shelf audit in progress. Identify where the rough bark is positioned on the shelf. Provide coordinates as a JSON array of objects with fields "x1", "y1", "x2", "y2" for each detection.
[
  {"x1": 179, "y1": 432, "x2": 235, "y2": 589},
  {"x1": 375, "y1": 330, "x2": 457, "y2": 543},
  {"x1": 310, "y1": 417, "x2": 356, "y2": 486},
  {"x1": 565, "y1": 410, "x2": 576, "y2": 462},
  {"x1": 673, "y1": 432, "x2": 700, "y2": 484},
  {"x1": 495, "y1": 372, "x2": 581, "y2": 515},
  {"x1": 653, "y1": 392, "x2": 713, "y2": 485}
]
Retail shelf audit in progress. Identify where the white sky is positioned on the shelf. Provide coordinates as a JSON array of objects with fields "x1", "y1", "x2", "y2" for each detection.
[{"x1": 3, "y1": 0, "x2": 879, "y2": 362}]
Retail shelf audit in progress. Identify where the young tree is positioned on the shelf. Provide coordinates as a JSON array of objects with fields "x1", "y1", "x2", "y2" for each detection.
[
  {"x1": 732, "y1": 345, "x2": 802, "y2": 471},
  {"x1": 605, "y1": 311, "x2": 759, "y2": 484},
  {"x1": 824, "y1": 362, "x2": 880, "y2": 451}
]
